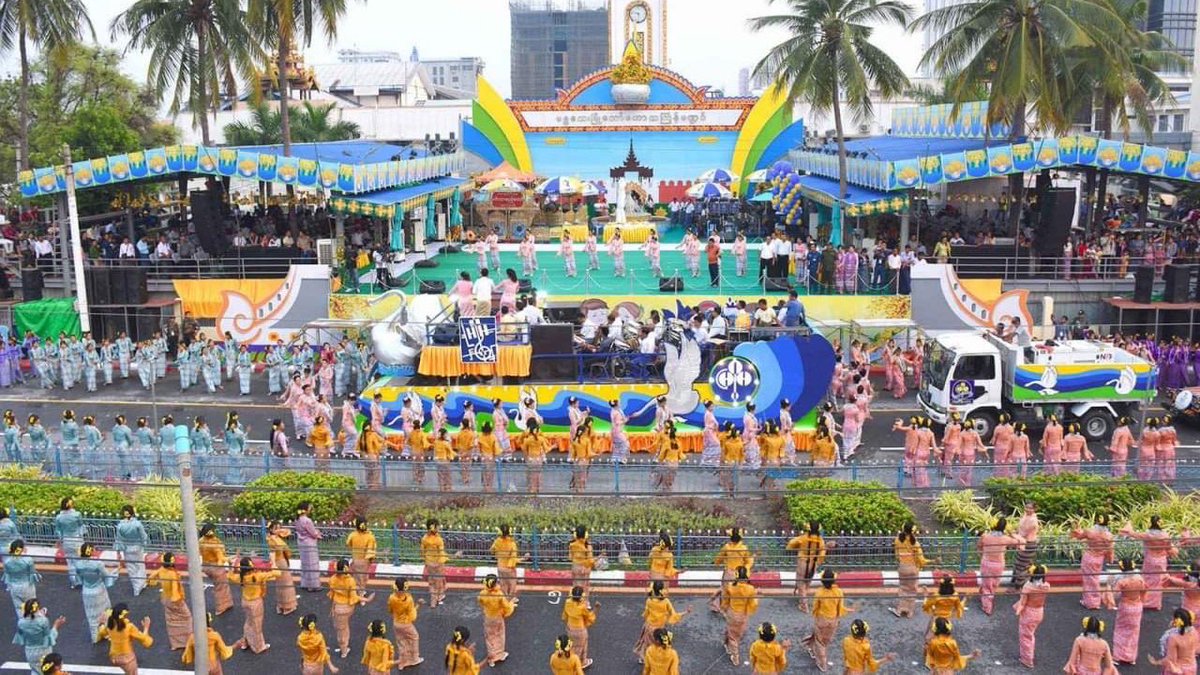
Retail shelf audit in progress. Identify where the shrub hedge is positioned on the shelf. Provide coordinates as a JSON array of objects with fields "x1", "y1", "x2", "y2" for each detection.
[
  {"x1": 984, "y1": 473, "x2": 1160, "y2": 525},
  {"x1": 230, "y1": 471, "x2": 357, "y2": 521},
  {"x1": 784, "y1": 478, "x2": 915, "y2": 533}
]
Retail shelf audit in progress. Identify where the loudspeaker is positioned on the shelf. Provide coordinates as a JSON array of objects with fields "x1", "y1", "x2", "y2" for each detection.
[
  {"x1": 1134, "y1": 265, "x2": 1154, "y2": 304},
  {"x1": 190, "y1": 190, "x2": 228, "y2": 256},
  {"x1": 430, "y1": 323, "x2": 458, "y2": 345},
  {"x1": 109, "y1": 267, "x2": 128, "y2": 304},
  {"x1": 413, "y1": 259, "x2": 439, "y2": 269},
  {"x1": 530, "y1": 324, "x2": 574, "y2": 354},
  {"x1": 419, "y1": 280, "x2": 446, "y2": 294},
  {"x1": 85, "y1": 268, "x2": 110, "y2": 306},
  {"x1": 765, "y1": 277, "x2": 792, "y2": 292},
  {"x1": 21, "y1": 268, "x2": 42, "y2": 301},
  {"x1": 659, "y1": 276, "x2": 683, "y2": 292},
  {"x1": 1164, "y1": 264, "x2": 1193, "y2": 304},
  {"x1": 1034, "y1": 187, "x2": 1077, "y2": 257},
  {"x1": 530, "y1": 324, "x2": 576, "y2": 379},
  {"x1": 124, "y1": 268, "x2": 148, "y2": 304},
  {"x1": 518, "y1": 278, "x2": 533, "y2": 293}
]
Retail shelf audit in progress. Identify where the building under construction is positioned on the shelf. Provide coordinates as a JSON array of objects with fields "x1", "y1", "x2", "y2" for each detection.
[{"x1": 510, "y1": 0, "x2": 610, "y2": 100}]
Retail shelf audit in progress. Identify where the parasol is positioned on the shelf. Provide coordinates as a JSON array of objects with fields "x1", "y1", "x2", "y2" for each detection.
[
  {"x1": 686, "y1": 182, "x2": 733, "y2": 199},
  {"x1": 535, "y1": 176, "x2": 584, "y2": 195},
  {"x1": 697, "y1": 168, "x2": 738, "y2": 183},
  {"x1": 479, "y1": 179, "x2": 524, "y2": 193}
]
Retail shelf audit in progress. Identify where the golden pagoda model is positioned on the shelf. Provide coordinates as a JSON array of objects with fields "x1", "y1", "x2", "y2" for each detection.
[
  {"x1": 610, "y1": 41, "x2": 651, "y2": 105},
  {"x1": 258, "y1": 49, "x2": 319, "y2": 100}
]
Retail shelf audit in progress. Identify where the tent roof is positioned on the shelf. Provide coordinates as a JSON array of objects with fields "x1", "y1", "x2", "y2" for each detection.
[
  {"x1": 796, "y1": 175, "x2": 895, "y2": 205},
  {"x1": 231, "y1": 141, "x2": 423, "y2": 164},
  {"x1": 475, "y1": 161, "x2": 539, "y2": 184}
]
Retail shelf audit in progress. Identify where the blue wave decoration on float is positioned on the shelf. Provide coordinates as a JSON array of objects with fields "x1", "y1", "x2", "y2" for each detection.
[{"x1": 358, "y1": 333, "x2": 836, "y2": 432}]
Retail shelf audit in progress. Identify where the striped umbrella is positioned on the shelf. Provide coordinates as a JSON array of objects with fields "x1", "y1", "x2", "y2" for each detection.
[
  {"x1": 535, "y1": 176, "x2": 584, "y2": 195},
  {"x1": 746, "y1": 169, "x2": 769, "y2": 182},
  {"x1": 697, "y1": 168, "x2": 739, "y2": 183},
  {"x1": 686, "y1": 182, "x2": 734, "y2": 199},
  {"x1": 479, "y1": 178, "x2": 525, "y2": 193}
]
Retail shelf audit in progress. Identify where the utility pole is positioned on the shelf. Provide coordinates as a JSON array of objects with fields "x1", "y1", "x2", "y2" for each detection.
[
  {"x1": 61, "y1": 144, "x2": 91, "y2": 332},
  {"x1": 174, "y1": 425, "x2": 209, "y2": 674}
]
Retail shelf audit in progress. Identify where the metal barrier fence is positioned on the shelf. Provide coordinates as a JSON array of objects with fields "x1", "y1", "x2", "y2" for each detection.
[
  {"x1": 7, "y1": 446, "x2": 1198, "y2": 497},
  {"x1": 7, "y1": 512, "x2": 1197, "y2": 574}
]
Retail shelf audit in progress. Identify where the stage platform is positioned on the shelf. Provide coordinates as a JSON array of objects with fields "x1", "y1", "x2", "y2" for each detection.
[
  {"x1": 344, "y1": 247, "x2": 897, "y2": 298},
  {"x1": 1105, "y1": 296, "x2": 1200, "y2": 339}
]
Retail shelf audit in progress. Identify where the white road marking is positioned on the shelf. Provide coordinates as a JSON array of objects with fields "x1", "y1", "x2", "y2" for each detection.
[{"x1": 2, "y1": 662, "x2": 190, "y2": 674}]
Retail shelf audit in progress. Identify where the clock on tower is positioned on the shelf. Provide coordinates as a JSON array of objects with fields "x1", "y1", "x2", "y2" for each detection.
[{"x1": 610, "y1": 0, "x2": 667, "y2": 67}]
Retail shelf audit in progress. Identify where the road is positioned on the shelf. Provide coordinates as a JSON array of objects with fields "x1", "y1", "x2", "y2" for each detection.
[{"x1": 0, "y1": 568, "x2": 1177, "y2": 674}]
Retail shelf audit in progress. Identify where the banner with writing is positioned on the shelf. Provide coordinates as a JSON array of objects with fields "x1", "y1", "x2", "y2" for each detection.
[{"x1": 459, "y1": 317, "x2": 498, "y2": 364}]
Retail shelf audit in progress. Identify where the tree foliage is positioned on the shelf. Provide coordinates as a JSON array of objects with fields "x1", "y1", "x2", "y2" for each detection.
[{"x1": 223, "y1": 100, "x2": 360, "y2": 146}]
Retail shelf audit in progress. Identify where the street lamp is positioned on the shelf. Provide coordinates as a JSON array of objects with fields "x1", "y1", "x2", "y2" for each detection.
[{"x1": 174, "y1": 424, "x2": 208, "y2": 674}]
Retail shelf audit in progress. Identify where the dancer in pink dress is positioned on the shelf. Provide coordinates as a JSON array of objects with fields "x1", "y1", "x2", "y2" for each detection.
[
  {"x1": 1139, "y1": 417, "x2": 1160, "y2": 480},
  {"x1": 978, "y1": 519, "x2": 1025, "y2": 615},
  {"x1": 1071, "y1": 514, "x2": 1115, "y2": 610},
  {"x1": 1013, "y1": 563, "x2": 1049, "y2": 669},
  {"x1": 682, "y1": 231, "x2": 700, "y2": 278},
  {"x1": 520, "y1": 232, "x2": 538, "y2": 276},
  {"x1": 830, "y1": 361, "x2": 844, "y2": 400},
  {"x1": 992, "y1": 415, "x2": 1014, "y2": 478},
  {"x1": 957, "y1": 422, "x2": 987, "y2": 486},
  {"x1": 294, "y1": 383, "x2": 317, "y2": 442},
  {"x1": 1158, "y1": 415, "x2": 1178, "y2": 480},
  {"x1": 1062, "y1": 424, "x2": 1094, "y2": 471},
  {"x1": 778, "y1": 399, "x2": 796, "y2": 465},
  {"x1": 498, "y1": 269, "x2": 519, "y2": 314},
  {"x1": 1063, "y1": 616, "x2": 1118, "y2": 675},
  {"x1": 474, "y1": 238, "x2": 488, "y2": 273},
  {"x1": 558, "y1": 233, "x2": 577, "y2": 277},
  {"x1": 1110, "y1": 559, "x2": 1146, "y2": 666},
  {"x1": 280, "y1": 374, "x2": 305, "y2": 436},
  {"x1": 912, "y1": 418, "x2": 936, "y2": 488},
  {"x1": 430, "y1": 395, "x2": 448, "y2": 437},
  {"x1": 841, "y1": 398, "x2": 863, "y2": 457},
  {"x1": 485, "y1": 230, "x2": 501, "y2": 269},
  {"x1": 1109, "y1": 417, "x2": 1133, "y2": 478},
  {"x1": 1010, "y1": 423, "x2": 1032, "y2": 478},
  {"x1": 452, "y1": 272, "x2": 475, "y2": 317},
  {"x1": 1040, "y1": 415, "x2": 1064, "y2": 475},
  {"x1": 893, "y1": 416, "x2": 919, "y2": 476},
  {"x1": 644, "y1": 234, "x2": 662, "y2": 278},
  {"x1": 1149, "y1": 608, "x2": 1200, "y2": 674},
  {"x1": 881, "y1": 340, "x2": 895, "y2": 393},
  {"x1": 941, "y1": 413, "x2": 962, "y2": 476},
  {"x1": 609, "y1": 399, "x2": 630, "y2": 464},
  {"x1": 732, "y1": 234, "x2": 747, "y2": 277},
  {"x1": 1163, "y1": 566, "x2": 1200, "y2": 621},
  {"x1": 742, "y1": 403, "x2": 761, "y2": 470},
  {"x1": 1121, "y1": 516, "x2": 1177, "y2": 611},
  {"x1": 584, "y1": 233, "x2": 599, "y2": 271},
  {"x1": 340, "y1": 394, "x2": 359, "y2": 454},
  {"x1": 491, "y1": 397, "x2": 513, "y2": 460},
  {"x1": 700, "y1": 400, "x2": 721, "y2": 467},
  {"x1": 608, "y1": 231, "x2": 626, "y2": 277}
]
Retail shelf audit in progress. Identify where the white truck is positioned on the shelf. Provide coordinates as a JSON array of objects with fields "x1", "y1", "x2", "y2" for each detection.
[{"x1": 918, "y1": 331, "x2": 1157, "y2": 440}]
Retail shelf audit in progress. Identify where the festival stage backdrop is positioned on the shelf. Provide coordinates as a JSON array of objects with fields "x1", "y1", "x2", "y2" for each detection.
[
  {"x1": 360, "y1": 333, "x2": 836, "y2": 437},
  {"x1": 464, "y1": 63, "x2": 804, "y2": 187}
]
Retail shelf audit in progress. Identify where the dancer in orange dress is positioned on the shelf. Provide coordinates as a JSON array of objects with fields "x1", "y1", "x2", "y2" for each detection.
[
  {"x1": 477, "y1": 575, "x2": 515, "y2": 667},
  {"x1": 801, "y1": 569, "x2": 854, "y2": 673},
  {"x1": 421, "y1": 519, "x2": 450, "y2": 607},
  {"x1": 181, "y1": 614, "x2": 234, "y2": 675},
  {"x1": 549, "y1": 634, "x2": 584, "y2": 675},
  {"x1": 925, "y1": 618, "x2": 980, "y2": 674},
  {"x1": 361, "y1": 620, "x2": 401, "y2": 675},
  {"x1": 922, "y1": 575, "x2": 965, "y2": 641},
  {"x1": 633, "y1": 580, "x2": 690, "y2": 663},
  {"x1": 708, "y1": 528, "x2": 754, "y2": 613},
  {"x1": 568, "y1": 526, "x2": 595, "y2": 598},
  {"x1": 387, "y1": 577, "x2": 424, "y2": 670},
  {"x1": 297, "y1": 613, "x2": 340, "y2": 675},
  {"x1": 785, "y1": 521, "x2": 825, "y2": 611},
  {"x1": 748, "y1": 622, "x2": 791, "y2": 674},
  {"x1": 889, "y1": 523, "x2": 928, "y2": 618},
  {"x1": 842, "y1": 619, "x2": 895, "y2": 674},
  {"x1": 455, "y1": 417, "x2": 477, "y2": 486},
  {"x1": 721, "y1": 566, "x2": 759, "y2": 665},
  {"x1": 560, "y1": 586, "x2": 597, "y2": 669}
]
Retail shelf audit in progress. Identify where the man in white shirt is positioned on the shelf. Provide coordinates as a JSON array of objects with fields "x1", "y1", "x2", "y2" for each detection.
[
  {"x1": 708, "y1": 311, "x2": 728, "y2": 339},
  {"x1": 154, "y1": 237, "x2": 173, "y2": 261},
  {"x1": 753, "y1": 299, "x2": 779, "y2": 326},
  {"x1": 118, "y1": 237, "x2": 136, "y2": 260},
  {"x1": 521, "y1": 298, "x2": 544, "y2": 325},
  {"x1": 690, "y1": 315, "x2": 709, "y2": 345},
  {"x1": 232, "y1": 231, "x2": 248, "y2": 247},
  {"x1": 472, "y1": 268, "x2": 496, "y2": 315},
  {"x1": 639, "y1": 327, "x2": 657, "y2": 354},
  {"x1": 759, "y1": 233, "x2": 775, "y2": 281},
  {"x1": 772, "y1": 234, "x2": 791, "y2": 279}
]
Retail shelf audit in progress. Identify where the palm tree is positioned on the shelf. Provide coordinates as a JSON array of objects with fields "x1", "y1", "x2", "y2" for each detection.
[
  {"x1": 222, "y1": 102, "x2": 281, "y2": 146},
  {"x1": 248, "y1": 0, "x2": 351, "y2": 155},
  {"x1": 1064, "y1": 0, "x2": 1184, "y2": 227},
  {"x1": 292, "y1": 101, "x2": 360, "y2": 142},
  {"x1": 912, "y1": 0, "x2": 1123, "y2": 230},
  {"x1": 750, "y1": 0, "x2": 911, "y2": 221},
  {"x1": 112, "y1": 0, "x2": 263, "y2": 146},
  {"x1": 0, "y1": 0, "x2": 93, "y2": 169}
]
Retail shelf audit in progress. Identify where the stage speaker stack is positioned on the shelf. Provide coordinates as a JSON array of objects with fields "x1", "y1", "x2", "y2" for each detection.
[
  {"x1": 530, "y1": 324, "x2": 576, "y2": 380},
  {"x1": 85, "y1": 268, "x2": 111, "y2": 306},
  {"x1": 1034, "y1": 187, "x2": 1077, "y2": 257},
  {"x1": 109, "y1": 267, "x2": 128, "y2": 304},
  {"x1": 190, "y1": 190, "x2": 229, "y2": 256},
  {"x1": 21, "y1": 268, "x2": 42, "y2": 301},
  {"x1": 765, "y1": 277, "x2": 792, "y2": 292},
  {"x1": 1133, "y1": 266, "x2": 1155, "y2": 304},
  {"x1": 659, "y1": 276, "x2": 683, "y2": 292},
  {"x1": 1163, "y1": 264, "x2": 1193, "y2": 304},
  {"x1": 124, "y1": 268, "x2": 149, "y2": 304}
]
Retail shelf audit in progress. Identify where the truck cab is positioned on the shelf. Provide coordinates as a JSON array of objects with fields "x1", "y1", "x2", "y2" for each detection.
[{"x1": 919, "y1": 331, "x2": 1156, "y2": 441}]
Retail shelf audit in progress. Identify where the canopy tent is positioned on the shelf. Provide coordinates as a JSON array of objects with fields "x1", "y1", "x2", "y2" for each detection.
[
  {"x1": 474, "y1": 161, "x2": 539, "y2": 185},
  {"x1": 20, "y1": 142, "x2": 466, "y2": 199},
  {"x1": 794, "y1": 175, "x2": 908, "y2": 217},
  {"x1": 326, "y1": 176, "x2": 469, "y2": 219}
]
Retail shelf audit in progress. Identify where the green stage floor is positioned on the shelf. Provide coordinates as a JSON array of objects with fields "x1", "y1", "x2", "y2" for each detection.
[{"x1": 347, "y1": 248, "x2": 893, "y2": 298}]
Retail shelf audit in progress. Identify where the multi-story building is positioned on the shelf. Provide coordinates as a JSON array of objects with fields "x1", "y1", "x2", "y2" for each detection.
[
  {"x1": 509, "y1": 0, "x2": 610, "y2": 100},
  {"x1": 423, "y1": 57, "x2": 486, "y2": 97}
]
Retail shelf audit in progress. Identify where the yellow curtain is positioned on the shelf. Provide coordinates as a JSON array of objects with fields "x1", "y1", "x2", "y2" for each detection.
[
  {"x1": 172, "y1": 279, "x2": 286, "y2": 319},
  {"x1": 417, "y1": 345, "x2": 533, "y2": 377}
]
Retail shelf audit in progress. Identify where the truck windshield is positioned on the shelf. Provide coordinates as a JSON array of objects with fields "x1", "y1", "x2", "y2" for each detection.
[{"x1": 925, "y1": 342, "x2": 955, "y2": 390}]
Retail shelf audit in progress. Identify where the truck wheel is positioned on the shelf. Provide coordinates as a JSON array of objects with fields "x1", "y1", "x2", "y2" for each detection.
[
  {"x1": 967, "y1": 411, "x2": 998, "y2": 442},
  {"x1": 1080, "y1": 410, "x2": 1113, "y2": 441}
]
